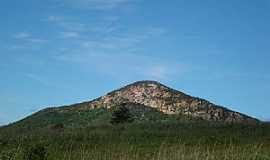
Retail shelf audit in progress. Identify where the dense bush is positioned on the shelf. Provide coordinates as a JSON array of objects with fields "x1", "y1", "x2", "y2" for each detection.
[{"x1": 110, "y1": 106, "x2": 134, "y2": 124}]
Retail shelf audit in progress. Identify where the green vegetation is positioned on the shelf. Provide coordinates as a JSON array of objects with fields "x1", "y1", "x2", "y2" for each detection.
[
  {"x1": 0, "y1": 107, "x2": 270, "y2": 160},
  {"x1": 110, "y1": 106, "x2": 134, "y2": 124},
  {"x1": 22, "y1": 143, "x2": 48, "y2": 160}
]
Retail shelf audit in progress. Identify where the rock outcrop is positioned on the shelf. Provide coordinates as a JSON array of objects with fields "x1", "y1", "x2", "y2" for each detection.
[{"x1": 71, "y1": 80, "x2": 258, "y2": 124}]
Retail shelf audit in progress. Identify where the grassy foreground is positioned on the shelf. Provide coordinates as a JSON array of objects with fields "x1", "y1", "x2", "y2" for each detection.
[{"x1": 1, "y1": 120, "x2": 270, "y2": 160}]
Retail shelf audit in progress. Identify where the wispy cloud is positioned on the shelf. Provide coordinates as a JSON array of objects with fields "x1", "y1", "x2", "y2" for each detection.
[
  {"x1": 80, "y1": 27, "x2": 167, "y2": 50},
  {"x1": 60, "y1": 31, "x2": 80, "y2": 39},
  {"x1": 14, "y1": 32, "x2": 48, "y2": 44},
  {"x1": 56, "y1": 51, "x2": 184, "y2": 81},
  {"x1": 45, "y1": 15, "x2": 119, "y2": 34},
  {"x1": 27, "y1": 38, "x2": 48, "y2": 43},
  {"x1": 25, "y1": 73, "x2": 51, "y2": 86},
  {"x1": 45, "y1": 15, "x2": 87, "y2": 32},
  {"x1": 44, "y1": 14, "x2": 166, "y2": 48},
  {"x1": 46, "y1": 15, "x2": 62, "y2": 22},
  {"x1": 41, "y1": 11, "x2": 176, "y2": 81},
  {"x1": 49, "y1": 23, "x2": 178, "y2": 80},
  {"x1": 63, "y1": 0, "x2": 132, "y2": 10},
  {"x1": 14, "y1": 32, "x2": 31, "y2": 39},
  {"x1": 142, "y1": 65, "x2": 171, "y2": 79}
]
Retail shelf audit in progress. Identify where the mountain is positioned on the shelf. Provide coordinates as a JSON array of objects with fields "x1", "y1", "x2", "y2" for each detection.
[
  {"x1": 72, "y1": 80, "x2": 258, "y2": 123},
  {"x1": 2, "y1": 81, "x2": 259, "y2": 131}
]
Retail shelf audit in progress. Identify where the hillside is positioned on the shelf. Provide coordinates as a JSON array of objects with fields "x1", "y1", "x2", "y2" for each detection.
[{"x1": 1, "y1": 80, "x2": 259, "y2": 132}]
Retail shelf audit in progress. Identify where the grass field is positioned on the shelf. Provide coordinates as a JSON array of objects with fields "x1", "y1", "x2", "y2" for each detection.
[{"x1": 1, "y1": 120, "x2": 270, "y2": 160}]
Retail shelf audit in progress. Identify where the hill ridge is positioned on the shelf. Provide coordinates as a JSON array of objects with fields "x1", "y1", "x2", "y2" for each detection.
[
  {"x1": 67, "y1": 80, "x2": 258, "y2": 124},
  {"x1": 2, "y1": 80, "x2": 259, "y2": 130}
]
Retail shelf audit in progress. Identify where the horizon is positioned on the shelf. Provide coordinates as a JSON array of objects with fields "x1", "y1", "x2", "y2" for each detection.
[{"x1": 1, "y1": 0, "x2": 270, "y2": 125}]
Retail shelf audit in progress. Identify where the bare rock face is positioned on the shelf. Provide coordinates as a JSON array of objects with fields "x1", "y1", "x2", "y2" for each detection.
[{"x1": 74, "y1": 81, "x2": 258, "y2": 124}]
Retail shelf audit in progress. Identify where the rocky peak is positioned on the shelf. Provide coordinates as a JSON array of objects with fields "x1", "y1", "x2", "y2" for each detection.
[{"x1": 75, "y1": 80, "x2": 259, "y2": 124}]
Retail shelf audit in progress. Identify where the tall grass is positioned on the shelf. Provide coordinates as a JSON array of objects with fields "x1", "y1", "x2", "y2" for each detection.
[{"x1": 1, "y1": 121, "x2": 270, "y2": 160}]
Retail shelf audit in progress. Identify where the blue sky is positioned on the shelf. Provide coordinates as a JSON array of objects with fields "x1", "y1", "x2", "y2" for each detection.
[{"x1": 1, "y1": 0, "x2": 270, "y2": 125}]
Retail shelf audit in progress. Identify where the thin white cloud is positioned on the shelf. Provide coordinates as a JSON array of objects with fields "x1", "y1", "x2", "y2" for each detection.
[
  {"x1": 143, "y1": 65, "x2": 170, "y2": 79},
  {"x1": 80, "y1": 27, "x2": 167, "y2": 50},
  {"x1": 14, "y1": 32, "x2": 48, "y2": 44},
  {"x1": 14, "y1": 32, "x2": 31, "y2": 39},
  {"x1": 60, "y1": 32, "x2": 80, "y2": 38},
  {"x1": 43, "y1": 13, "x2": 175, "y2": 80},
  {"x1": 63, "y1": 0, "x2": 132, "y2": 10},
  {"x1": 52, "y1": 25, "x2": 177, "y2": 80},
  {"x1": 46, "y1": 15, "x2": 62, "y2": 22},
  {"x1": 28, "y1": 38, "x2": 48, "y2": 43},
  {"x1": 56, "y1": 51, "x2": 184, "y2": 81},
  {"x1": 45, "y1": 15, "x2": 119, "y2": 34},
  {"x1": 102, "y1": 15, "x2": 119, "y2": 22},
  {"x1": 45, "y1": 15, "x2": 87, "y2": 32}
]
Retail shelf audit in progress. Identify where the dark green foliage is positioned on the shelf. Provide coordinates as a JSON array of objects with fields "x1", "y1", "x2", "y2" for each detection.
[
  {"x1": 0, "y1": 149, "x2": 16, "y2": 160},
  {"x1": 50, "y1": 123, "x2": 64, "y2": 131},
  {"x1": 123, "y1": 103, "x2": 167, "y2": 122},
  {"x1": 23, "y1": 144, "x2": 48, "y2": 160},
  {"x1": 110, "y1": 106, "x2": 134, "y2": 124}
]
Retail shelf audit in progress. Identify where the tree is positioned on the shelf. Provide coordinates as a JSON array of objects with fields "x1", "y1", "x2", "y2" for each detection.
[{"x1": 110, "y1": 105, "x2": 134, "y2": 124}]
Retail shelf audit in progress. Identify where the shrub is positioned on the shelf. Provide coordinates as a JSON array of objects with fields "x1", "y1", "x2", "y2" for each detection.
[
  {"x1": 110, "y1": 106, "x2": 134, "y2": 124},
  {"x1": 50, "y1": 123, "x2": 64, "y2": 131}
]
